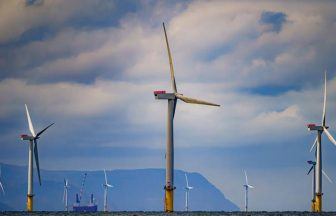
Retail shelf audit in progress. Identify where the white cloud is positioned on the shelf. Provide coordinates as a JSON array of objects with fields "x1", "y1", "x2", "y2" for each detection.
[
  {"x1": 2, "y1": 75, "x2": 336, "y2": 149},
  {"x1": 1, "y1": 0, "x2": 336, "y2": 149}
]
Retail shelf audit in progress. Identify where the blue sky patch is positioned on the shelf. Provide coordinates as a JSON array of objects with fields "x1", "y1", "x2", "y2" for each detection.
[
  {"x1": 260, "y1": 11, "x2": 287, "y2": 33},
  {"x1": 243, "y1": 85, "x2": 298, "y2": 96}
]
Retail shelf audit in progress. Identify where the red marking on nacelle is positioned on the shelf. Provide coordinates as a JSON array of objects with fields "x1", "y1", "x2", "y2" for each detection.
[
  {"x1": 20, "y1": 134, "x2": 28, "y2": 138},
  {"x1": 307, "y1": 123, "x2": 316, "y2": 128},
  {"x1": 154, "y1": 90, "x2": 166, "y2": 95}
]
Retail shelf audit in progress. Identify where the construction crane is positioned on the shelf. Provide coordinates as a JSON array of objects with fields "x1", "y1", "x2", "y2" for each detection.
[
  {"x1": 73, "y1": 172, "x2": 98, "y2": 212},
  {"x1": 78, "y1": 173, "x2": 87, "y2": 204}
]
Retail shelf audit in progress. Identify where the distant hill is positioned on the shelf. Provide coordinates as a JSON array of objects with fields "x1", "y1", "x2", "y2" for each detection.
[{"x1": 0, "y1": 163, "x2": 239, "y2": 211}]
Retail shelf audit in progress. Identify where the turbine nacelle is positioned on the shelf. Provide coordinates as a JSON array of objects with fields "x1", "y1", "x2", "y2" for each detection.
[
  {"x1": 307, "y1": 124, "x2": 328, "y2": 131},
  {"x1": 20, "y1": 134, "x2": 34, "y2": 141},
  {"x1": 154, "y1": 90, "x2": 166, "y2": 95},
  {"x1": 307, "y1": 160, "x2": 316, "y2": 165},
  {"x1": 154, "y1": 90, "x2": 220, "y2": 106},
  {"x1": 103, "y1": 183, "x2": 113, "y2": 188},
  {"x1": 154, "y1": 91, "x2": 176, "y2": 100},
  {"x1": 185, "y1": 186, "x2": 193, "y2": 190}
]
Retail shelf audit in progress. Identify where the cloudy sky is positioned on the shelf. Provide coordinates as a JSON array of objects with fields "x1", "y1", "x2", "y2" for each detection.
[{"x1": 1, "y1": 0, "x2": 336, "y2": 211}]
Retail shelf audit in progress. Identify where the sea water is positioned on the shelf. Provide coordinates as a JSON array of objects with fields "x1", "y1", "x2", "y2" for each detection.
[{"x1": 0, "y1": 212, "x2": 335, "y2": 216}]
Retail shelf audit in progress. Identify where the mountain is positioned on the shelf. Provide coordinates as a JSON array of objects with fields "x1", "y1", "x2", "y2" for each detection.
[{"x1": 0, "y1": 163, "x2": 239, "y2": 211}]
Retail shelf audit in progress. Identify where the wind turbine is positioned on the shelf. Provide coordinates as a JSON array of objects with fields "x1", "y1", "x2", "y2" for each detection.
[
  {"x1": 0, "y1": 166, "x2": 5, "y2": 195},
  {"x1": 307, "y1": 160, "x2": 332, "y2": 212},
  {"x1": 154, "y1": 22, "x2": 220, "y2": 212},
  {"x1": 184, "y1": 173, "x2": 193, "y2": 211},
  {"x1": 20, "y1": 104, "x2": 54, "y2": 211},
  {"x1": 243, "y1": 170, "x2": 254, "y2": 212},
  {"x1": 63, "y1": 179, "x2": 70, "y2": 211},
  {"x1": 102, "y1": 169, "x2": 113, "y2": 212},
  {"x1": 307, "y1": 71, "x2": 336, "y2": 212}
]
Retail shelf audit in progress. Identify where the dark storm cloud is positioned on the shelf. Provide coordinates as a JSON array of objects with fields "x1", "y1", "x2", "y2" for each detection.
[{"x1": 0, "y1": 0, "x2": 146, "y2": 83}]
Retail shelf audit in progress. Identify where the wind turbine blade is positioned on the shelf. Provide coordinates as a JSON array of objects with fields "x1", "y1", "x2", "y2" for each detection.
[
  {"x1": 307, "y1": 166, "x2": 314, "y2": 175},
  {"x1": 185, "y1": 173, "x2": 189, "y2": 188},
  {"x1": 244, "y1": 170, "x2": 248, "y2": 185},
  {"x1": 33, "y1": 139, "x2": 42, "y2": 185},
  {"x1": 323, "y1": 127, "x2": 336, "y2": 146},
  {"x1": 322, "y1": 169, "x2": 333, "y2": 183},
  {"x1": 0, "y1": 166, "x2": 3, "y2": 195},
  {"x1": 175, "y1": 94, "x2": 220, "y2": 106},
  {"x1": 163, "y1": 22, "x2": 178, "y2": 93},
  {"x1": 310, "y1": 137, "x2": 317, "y2": 152},
  {"x1": 0, "y1": 181, "x2": 4, "y2": 195},
  {"x1": 25, "y1": 104, "x2": 36, "y2": 137},
  {"x1": 104, "y1": 169, "x2": 108, "y2": 185},
  {"x1": 63, "y1": 188, "x2": 66, "y2": 203},
  {"x1": 36, "y1": 123, "x2": 54, "y2": 137},
  {"x1": 322, "y1": 71, "x2": 327, "y2": 126}
]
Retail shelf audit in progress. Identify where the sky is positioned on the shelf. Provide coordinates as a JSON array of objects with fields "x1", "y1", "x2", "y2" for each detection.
[{"x1": 1, "y1": 0, "x2": 336, "y2": 211}]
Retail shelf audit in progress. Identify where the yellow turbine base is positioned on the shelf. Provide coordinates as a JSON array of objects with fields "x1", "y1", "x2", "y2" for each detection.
[
  {"x1": 311, "y1": 200, "x2": 315, "y2": 212},
  {"x1": 27, "y1": 195, "x2": 33, "y2": 212},
  {"x1": 315, "y1": 193, "x2": 322, "y2": 212},
  {"x1": 165, "y1": 189, "x2": 174, "y2": 212}
]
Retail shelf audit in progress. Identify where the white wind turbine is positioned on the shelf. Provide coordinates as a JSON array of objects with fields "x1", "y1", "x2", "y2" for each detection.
[
  {"x1": 154, "y1": 22, "x2": 220, "y2": 212},
  {"x1": 20, "y1": 104, "x2": 54, "y2": 211},
  {"x1": 243, "y1": 170, "x2": 254, "y2": 212},
  {"x1": 306, "y1": 160, "x2": 332, "y2": 211},
  {"x1": 184, "y1": 173, "x2": 193, "y2": 211},
  {"x1": 307, "y1": 71, "x2": 336, "y2": 212},
  {"x1": 0, "y1": 166, "x2": 5, "y2": 195},
  {"x1": 102, "y1": 169, "x2": 113, "y2": 212},
  {"x1": 63, "y1": 179, "x2": 70, "y2": 211}
]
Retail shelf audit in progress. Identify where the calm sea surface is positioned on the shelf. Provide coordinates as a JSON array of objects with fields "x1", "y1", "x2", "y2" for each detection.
[{"x1": 0, "y1": 212, "x2": 335, "y2": 216}]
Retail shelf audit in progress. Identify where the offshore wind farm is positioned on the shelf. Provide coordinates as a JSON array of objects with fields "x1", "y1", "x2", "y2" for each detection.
[{"x1": 2, "y1": 0, "x2": 336, "y2": 215}]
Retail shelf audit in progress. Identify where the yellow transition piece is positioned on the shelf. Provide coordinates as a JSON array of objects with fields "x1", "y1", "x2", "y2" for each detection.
[
  {"x1": 165, "y1": 189, "x2": 174, "y2": 212},
  {"x1": 315, "y1": 193, "x2": 322, "y2": 212},
  {"x1": 27, "y1": 194, "x2": 33, "y2": 212}
]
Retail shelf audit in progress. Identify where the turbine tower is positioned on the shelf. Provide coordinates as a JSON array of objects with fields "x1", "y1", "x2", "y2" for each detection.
[
  {"x1": 0, "y1": 166, "x2": 5, "y2": 195},
  {"x1": 20, "y1": 104, "x2": 54, "y2": 211},
  {"x1": 307, "y1": 71, "x2": 336, "y2": 212},
  {"x1": 307, "y1": 160, "x2": 316, "y2": 211},
  {"x1": 63, "y1": 179, "x2": 70, "y2": 211},
  {"x1": 306, "y1": 160, "x2": 332, "y2": 211},
  {"x1": 184, "y1": 173, "x2": 193, "y2": 211},
  {"x1": 243, "y1": 170, "x2": 254, "y2": 212},
  {"x1": 154, "y1": 22, "x2": 220, "y2": 212},
  {"x1": 102, "y1": 169, "x2": 113, "y2": 212}
]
